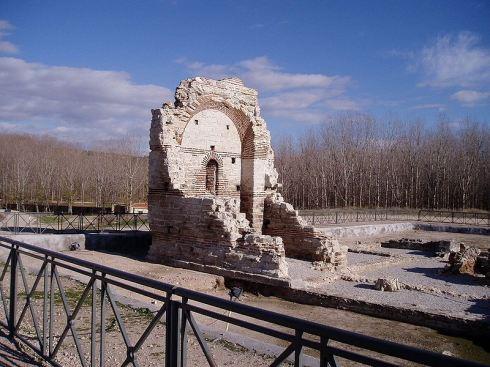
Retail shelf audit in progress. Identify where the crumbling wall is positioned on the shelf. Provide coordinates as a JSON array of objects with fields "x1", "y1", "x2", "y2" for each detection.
[
  {"x1": 148, "y1": 77, "x2": 346, "y2": 282},
  {"x1": 148, "y1": 194, "x2": 288, "y2": 279},
  {"x1": 263, "y1": 193, "x2": 347, "y2": 267},
  {"x1": 149, "y1": 77, "x2": 275, "y2": 231}
]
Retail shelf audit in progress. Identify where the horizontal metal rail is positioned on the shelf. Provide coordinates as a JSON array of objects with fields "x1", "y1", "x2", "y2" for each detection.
[
  {"x1": 299, "y1": 209, "x2": 489, "y2": 226},
  {"x1": 0, "y1": 235, "x2": 487, "y2": 367},
  {"x1": 0, "y1": 212, "x2": 150, "y2": 234}
]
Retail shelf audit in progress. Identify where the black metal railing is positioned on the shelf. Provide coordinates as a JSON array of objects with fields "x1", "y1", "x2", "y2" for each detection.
[
  {"x1": 0, "y1": 235, "x2": 486, "y2": 367},
  {"x1": 2, "y1": 210, "x2": 488, "y2": 235},
  {"x1": 0, "y1": 212, "x2": 149, "y2": 234},
  {"x1": 417, "y1": 210, "x2": 489, "y2": 226},
  {"x1": 299, "y1": 209, "x2": 489, "y2": 227}
]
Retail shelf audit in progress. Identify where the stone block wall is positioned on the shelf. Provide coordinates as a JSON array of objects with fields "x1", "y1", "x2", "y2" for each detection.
[
  {"x1": 263, "y1": 193, "x2": 347, "y2": 268},
  {"x1": 148, "y1": 193, "x2": 288, "y2": 279},
  {"x1": 148, "y1": 77, "x2": 347, "y2": 282}
]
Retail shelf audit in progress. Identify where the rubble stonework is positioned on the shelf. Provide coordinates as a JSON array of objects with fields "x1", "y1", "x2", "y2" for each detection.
[
  {"x1": 445, "y1": 245, "x2": 481, "y2": 275},
  {"x1": 375, "y1": 278, "x2": 401, "y2": 292},
  {"x1": 148, "y1": 77, "x2": 346, "y2": 280},
  {"x1": 263, "y1": 193, "x2": 347, "y2": 267}
]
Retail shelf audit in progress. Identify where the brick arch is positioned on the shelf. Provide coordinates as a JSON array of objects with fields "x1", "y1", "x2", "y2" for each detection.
[
  {"x1": 178, "y1": 97, "x2": 255, "y2": 153},
  {"x1": 201, "y1": 150, "x2": 224, "y2": 168},
  {"x1": 197, "y1": 151, "x2": 230, "y2": 196}
]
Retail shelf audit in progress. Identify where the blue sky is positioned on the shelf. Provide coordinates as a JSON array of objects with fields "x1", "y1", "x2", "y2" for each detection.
[{"x1": 1, "y1": 0, "x2": 489, "y2": 143}]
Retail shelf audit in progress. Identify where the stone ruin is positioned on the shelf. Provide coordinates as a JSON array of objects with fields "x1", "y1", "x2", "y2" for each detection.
[{"x1": 147, "y1": 77, "x2": 347, "y2": 283}]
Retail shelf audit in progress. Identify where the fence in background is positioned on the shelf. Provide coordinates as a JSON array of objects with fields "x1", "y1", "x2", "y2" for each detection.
[
  {"x1": 1, "y1": 210, "x2": 489, "y2": 235},
  {"x1": 300, "y1": 209, "x2": 489, "y2": 227},
  {"x1": 0, "y1": 235, "x2": 485, "y2": 367},
  {"x1": 0, "y1": 212, "x2": 149, "y2": 234}
]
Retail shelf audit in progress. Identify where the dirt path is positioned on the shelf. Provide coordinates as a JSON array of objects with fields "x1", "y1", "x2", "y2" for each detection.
[{"x1": 39, "y1": 250, "x2": 490, "y2": 364}]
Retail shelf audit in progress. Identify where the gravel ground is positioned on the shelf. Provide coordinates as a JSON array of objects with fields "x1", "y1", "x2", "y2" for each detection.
[
  {"x1": 0, "y1": 329, "x2": 41, "y2": 366},
  {"x1": 0, "y1": 228, "x2": 489, "y2": 366},
  {"x1": 1, "y1": 261, "x2": 488, "y2": 366},
  {"x1": 340, "y1": 228, "x2": 490, "y2": 249},
  {"x1": 287, "y1": 248, "x2": 489, "y2": 322},
  {"x1": 0, "y1": 269, "x2": 288, "y2": 367}
]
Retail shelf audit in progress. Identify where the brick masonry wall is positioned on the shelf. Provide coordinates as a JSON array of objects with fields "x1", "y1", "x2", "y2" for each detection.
[
  {"x1": 148, "y1": 77, "x2": 346, "y2": 281},
  {"x1": 148, "y1": 193, "x2": 288, "y2": 278},
  {"x1": 263, "y1": 193, "x2": 347, "y2": 268}
]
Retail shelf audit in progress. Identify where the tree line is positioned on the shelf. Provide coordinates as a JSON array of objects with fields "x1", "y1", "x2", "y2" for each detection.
[
  {"x1": 274, "y1": 115, "x2": 489, "y2": 211},
  {"x1": 1, "y1": 114, "x2": 488, "y2": 213},
  {"x1": 0, "y1": 133, "x2": 148, "y2": 212}
]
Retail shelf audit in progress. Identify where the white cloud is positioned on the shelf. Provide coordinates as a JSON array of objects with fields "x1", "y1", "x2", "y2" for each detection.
[
  {"x1": 411, "y1": 103, "x2": 446, "y2": 111},
  {"x1": 0, "y1": 20, "x2": 18, "y2": 53},
  {"x1": 238, "y1": 57, "x2": 349, "y2": 91},
  {"x1": 325, "y1": 98, "x2": 359, "y2": 111},
  {"x1": 0, "y1": 57, "x2": 172, "y2": 141},
  {"x1": 451, "y1": 90, "x2": 490, "y2": 106},
  {"x1": 0, "y1": 122, "x2": 18, "y2": 130},
  {"x1": 179, "y1": 56, "x2": 356, "y2": 123},
  {"x1": 416, "y1": 32, "x2": 490, "y2": 88},
  {"x1": 181, "y1": 56, "x2": 350, "y2": 92},
  {"x1": 266, "y1": 108, "x2": 330, "y2": 124},
  {"x1": 261, "y1": 90, "x2": 328, "y2": 110}
]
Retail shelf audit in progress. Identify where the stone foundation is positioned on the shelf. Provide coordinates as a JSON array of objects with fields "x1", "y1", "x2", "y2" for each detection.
[{"x1": 148, "y1": 194, "x2": 288, "y2": 279}]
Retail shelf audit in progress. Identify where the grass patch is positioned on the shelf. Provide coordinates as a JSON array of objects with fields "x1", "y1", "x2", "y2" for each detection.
[
  {"x1": 105, "y1": 316, "x2": 118, "y2": 332},
  {"x1": 116, "y1": 301, "x2": 155, "y2": 321},
  {"x1": 38, "y1": 215, "x2": 59, "y2": 225},
  {"x1": 19, "y1": 284, "x2": 94, "y2": 307},
  {"x1": 215, "y1": 338, "x2": 249, "y2": 353}
]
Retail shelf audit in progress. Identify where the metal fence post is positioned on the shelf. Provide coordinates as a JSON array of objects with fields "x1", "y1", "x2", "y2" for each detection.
[
  {"x1": 91, "y1": 270, "x2": 97, "y2": 366},
  {"x1": 100, "y1": 273, "x2": 107, "y2": 367},
  {"x1": 42, "y1": 256, "x2": 49, "y2": 356},
  {"x1": 180, "y1": 298, "x2": 188, "y2": 367},
  {"x1": 165, "y1": 297, "x2": 184, "y2": 367},
  {"x1": 9, "y1": 245, "x2": 18, "y2": 337},
  {"x1": 165, "y1": 298, "x2": 175, "y2": 366},
  {"x1": 294, "y1": 329, "x2": 304, "y2": 367}
]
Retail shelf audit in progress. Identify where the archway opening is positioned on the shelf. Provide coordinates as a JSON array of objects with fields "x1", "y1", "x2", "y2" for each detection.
[{"x1": 205, "y1": 159, "x2": 218, "y2": 195}]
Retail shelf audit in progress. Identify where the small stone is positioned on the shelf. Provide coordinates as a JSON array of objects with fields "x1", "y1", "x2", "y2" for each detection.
[{"x1": 375, "y1": 278, "x2": 401, "y2": 292}]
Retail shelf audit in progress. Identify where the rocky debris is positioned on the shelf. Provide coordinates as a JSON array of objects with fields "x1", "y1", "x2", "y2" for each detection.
[
  {"x1": 69, "y1": 242, "x2": 80, "y2": 251},
  {"x1": 445, "y1": 245, "x2": 481, "y2": 275},
  {"x1": 347, "y1": 248, "x2": 392, "y2": 257},
  {"x1": 375, "y1": 278, "x2": 401, "y2": 292},
  {"x1": 342, "y1": 274, "x2": 476, "y2": 299},
  {"x1": 475, "y1": 251, "x2": 490, "y2": 278},
  {"x1": 381, "y1": 238, "x2": 459, "y2": 256}
]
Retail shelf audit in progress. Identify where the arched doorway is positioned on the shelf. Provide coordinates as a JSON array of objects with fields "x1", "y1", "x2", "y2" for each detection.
[{"x1": 205, "y1": 159, "x2": 218, "y2": 194}]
